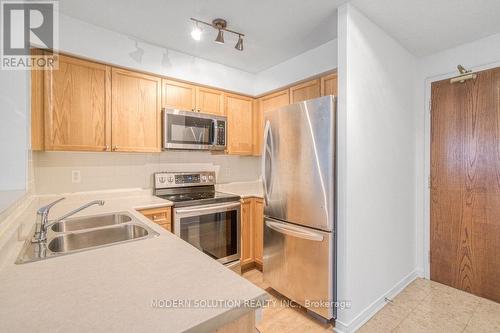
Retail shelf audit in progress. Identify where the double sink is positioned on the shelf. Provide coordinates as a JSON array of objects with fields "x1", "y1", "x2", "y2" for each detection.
[{"x1": 16, "y1": 212, "x2": 159, "y2": 264}]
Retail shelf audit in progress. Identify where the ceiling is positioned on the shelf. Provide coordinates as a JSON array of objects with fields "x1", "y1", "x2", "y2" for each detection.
[
  {"x1": 58, "y1": 0, "x2": 500, "y2": 72},
  {"x1": 352, "y1": 0, "x2": 500, "y2": 57},
  {"x1": 58, "y1": 0, "x2": 345, "y2": 73}
]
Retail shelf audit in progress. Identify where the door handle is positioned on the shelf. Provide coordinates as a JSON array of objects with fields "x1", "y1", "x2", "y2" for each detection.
[
  {"x1": 262, "y1": 121, "x2": 272, "y2": 206},
  {"x1": 175, "y1": 202, "x2": 240, "y2": 215},
  {"x1": 265, "y1": 220, "x2": 324, "y2": 242}
]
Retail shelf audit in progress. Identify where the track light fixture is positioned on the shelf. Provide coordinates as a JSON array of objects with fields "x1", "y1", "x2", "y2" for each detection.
[{"x1": 190, "y1": 17, "x2": 245, "y2": 51}]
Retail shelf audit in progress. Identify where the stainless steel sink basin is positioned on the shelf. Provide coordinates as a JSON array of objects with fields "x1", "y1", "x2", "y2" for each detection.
[
  {"x1": 51, "y1": 213, "x2": 132, "y2": 232},
  {"x1": 15, "y1": 212, "x2": 159, "y2": 264},
  {"x1": 48, "y1": 224, "x2": 149, "y2": 253}
]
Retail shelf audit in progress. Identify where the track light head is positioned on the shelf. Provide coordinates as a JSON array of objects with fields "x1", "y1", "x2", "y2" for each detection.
[
  {"x1": 215, "y1": 29, "x2": 224, "y2": 44},
  {"x1": 191, "y1": 22, "x2": 202, "y2": 41},
  {"x1": 235, "y1": 35, "x2": 243, "y2": 51}
]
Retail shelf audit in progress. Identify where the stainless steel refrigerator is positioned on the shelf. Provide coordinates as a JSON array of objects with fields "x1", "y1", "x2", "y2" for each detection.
[{"x1": 262, "y1": 95, "x2": 336, "y2": 320}]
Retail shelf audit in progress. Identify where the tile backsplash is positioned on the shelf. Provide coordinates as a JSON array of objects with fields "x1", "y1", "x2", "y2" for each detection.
[{"x1": 34, "y1": 151, "x2": 261, "y2": 194}]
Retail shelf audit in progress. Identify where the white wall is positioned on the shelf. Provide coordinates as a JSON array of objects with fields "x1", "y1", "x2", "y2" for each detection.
[
  {"x1": 415, "y1": 32, "x2": 500, "y2": 278},
  {"x1": 0, "y1": 70, "x2": 29, "y2": 213},
  {"x1": 253, "y1": 39, "x2": 338, "y2": 95},
  {"x1": 34, "y1": 151, "x2": 261, "y2": 194},
  {"x1": 59, "y1": 14, "x2": 337, "y2": 96},
  {"x1": 336, "y1": 4, "x2": 417, "y2": 332},
  {"x1": 59, "y1": 14, "x2": 257, "y2": 95}
]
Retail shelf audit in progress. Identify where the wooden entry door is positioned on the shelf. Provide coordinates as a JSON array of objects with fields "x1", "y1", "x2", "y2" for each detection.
[{"x1": 430, "y1": 67, "x2": 500, "y2": 302}]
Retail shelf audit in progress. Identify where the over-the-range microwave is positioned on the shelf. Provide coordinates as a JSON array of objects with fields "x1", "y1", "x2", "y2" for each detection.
[{"x1": 162, "y1": 109, "x2": 226, "y2": 151}]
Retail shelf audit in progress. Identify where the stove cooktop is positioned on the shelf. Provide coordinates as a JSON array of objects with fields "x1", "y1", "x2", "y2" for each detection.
[{"x1": 156, "y1": 191, "x2": 240, "y2": 207}]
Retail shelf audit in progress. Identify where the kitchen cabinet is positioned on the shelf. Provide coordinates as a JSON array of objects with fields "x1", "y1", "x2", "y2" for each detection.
[
  {"x1": 254, "y1": 89, "x2": 290, "y2": 156},
  {"x1": 240, "y1": 199, "x2": 253, "y2": 267},
  {"x1": 31, "y1": 49, "x2": 45, "y2": 151},
  {"x1": 226, "y1": 93, "x2": 253, "y2": 155},
  {"x1": 111, "y1": 68, "x2": 162, "y2": 152},
  {"x1": 289, "y1": 79, "x2": 321, "y2": 103},
  {"x1": 162, "y1": 79, "x2": 196, "y2": 111},
  {"x1": 137, "y1": 206, "x2": 172, "y2": 232},
  {"x1": 196, "y1": 86, "x2": 225, "y2": 115},
  {"x1": 253, "y1": 198, "x2": 264, "y2": 268},
  {"x1": 43, "y1": 54, "x2": 111, "y2": 151},
  {"x1": 321, "y1": 72, "x2": 338, "y2": 96},
  {"x1": 252, "y1": 99, "x2": 262, "y2": 156}
]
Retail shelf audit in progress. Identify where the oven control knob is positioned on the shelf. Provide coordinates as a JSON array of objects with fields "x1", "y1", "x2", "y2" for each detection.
[
  {"x1": 208, "y1": 175, "x2": 214, "y2": 181},
  {"x1": 157, "y1": 176, "x2": 166, "y2": 184},
  {"x1": 201, "y1": 175, "x2": 207, "y2": 182},
  {"x1": 167, "y1": 176, "x2": 174, "y2": 183}
]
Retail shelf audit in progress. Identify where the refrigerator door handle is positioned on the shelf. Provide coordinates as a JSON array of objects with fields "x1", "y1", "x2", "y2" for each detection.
[
  {"x1": 262, "y1": 120, "x2": 273, "y2": 206},
  {"x1": 265, "y1": 220, "x2": 324, "y2": 242}
]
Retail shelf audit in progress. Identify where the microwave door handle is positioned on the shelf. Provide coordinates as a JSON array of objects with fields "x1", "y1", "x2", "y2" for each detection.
[
  {"x1": 265, "y1": 220, "x2": 324, "y2": 242},
  {"x1": 211, "y1": 120, "x2": 217, "y2": 145},
  {"x1": 175, "y1": 202, "x2": 240, "y2": 215}
]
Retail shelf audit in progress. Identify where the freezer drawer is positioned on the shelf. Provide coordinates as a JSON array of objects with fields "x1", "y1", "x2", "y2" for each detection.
[{"x1": 263, "y1": 217, "x2": 335, "y2": 319}]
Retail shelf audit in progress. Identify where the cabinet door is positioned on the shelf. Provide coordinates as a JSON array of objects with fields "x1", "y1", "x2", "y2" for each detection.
[
  {"x1": 321, "y1": 72, "x2": 338, "y2": 96},
  {"x1": 111, "y1": 68, "x2": 161, "y2": 152},
  {"x1": 289, "y1": 79, "x2": 321, "y2": 103},
  {"x1": 31, "y1": 49, "x2": 44, "y2": 151},
  {"x1": 253, "y1": 198, "x2": 264, "y2": 267},
  {"x1": 196, "y1": 86, "x2": 224, "y2": 115},
  {"x1": 162, "y1": 79, "x2": 196, "y2": 111},
  {"x1": 259, "y1": 89, "x2": 289, "y2": 113},
  {"x1": 137, "y1": 207, "x2": 172, "y2": 232},
  {"x1": 252, "y1": 99, "x2": 262, "y2": 156},
  {"x1": 240, "y1": 199, "x2": 253, "y2": 266},
  {"x1": 44, "y1": 54, "x2": 111, "y2": 151},
  {"x1": 226, "y1": 93, "x2": 253, "y2": 155}
]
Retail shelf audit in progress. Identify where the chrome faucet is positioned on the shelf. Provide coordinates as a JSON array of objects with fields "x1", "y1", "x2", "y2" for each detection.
[{"x1": 33, "y1": 198, "x2": 105, "y2": 243}]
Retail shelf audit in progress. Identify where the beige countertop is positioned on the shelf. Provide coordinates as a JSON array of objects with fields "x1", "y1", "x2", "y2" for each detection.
[
  {"x1": 216, "y1": 180, "x2": 263, "y2": 199},
  {"x1": 0, "y1": 189, "x2": 266, "y2": 333}
]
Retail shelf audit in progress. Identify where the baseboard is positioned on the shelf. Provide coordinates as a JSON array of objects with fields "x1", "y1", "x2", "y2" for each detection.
[{"x1": 333, "y1": 269, "x2": 419, "y2": 333}]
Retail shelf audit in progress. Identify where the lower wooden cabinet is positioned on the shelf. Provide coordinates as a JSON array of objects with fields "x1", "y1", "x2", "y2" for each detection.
[
  {"x1": 240, "y1": 197, "x2": 264, "y2": 270},
  {"x1": 253, "y1": 198, "x2": 264, "y2": 267},
  {"x1": 240, "y1": 199, "x2": 253, "y2": 267},
  {"x1": 137, "y1": 206, "x2": 172, "y2": 231}
]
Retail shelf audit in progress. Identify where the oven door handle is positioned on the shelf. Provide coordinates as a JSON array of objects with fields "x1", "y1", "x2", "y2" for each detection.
[{"x1": 175, "y1": 202, "x2": 240, "y2": 215}]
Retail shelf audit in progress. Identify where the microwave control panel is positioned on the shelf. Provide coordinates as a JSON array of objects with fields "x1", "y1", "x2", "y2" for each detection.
[
  {"x1": 216, "y1": 121, "x2": 226, "y2": 146},
  {"x1": 155, "y1": 171, "x2": 215, "y2": 188}
]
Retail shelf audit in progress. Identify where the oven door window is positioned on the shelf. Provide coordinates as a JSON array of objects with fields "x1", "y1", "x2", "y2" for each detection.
[
  {"x1": 167, "y1": 114, "x2": 214, "y2": 145},
  {"x1": 179, "y1": 210, "x2": 238, "y2": 261}
]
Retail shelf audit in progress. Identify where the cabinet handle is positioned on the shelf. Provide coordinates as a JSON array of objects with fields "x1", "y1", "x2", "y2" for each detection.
[
  {"x1": 104, "y1": 145, "x2": 109, "y2": 151},
  {"x1": 112, "y1": 145, "x2": 118, "y2": 151}
]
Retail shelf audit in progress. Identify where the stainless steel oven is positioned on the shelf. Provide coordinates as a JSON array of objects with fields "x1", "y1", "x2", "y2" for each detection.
[
  {"x1": 162, "y1": 109, "x2": 226, "y2": 151},
  {"x1": 154, "y1": 171, "x2": 241, "y2": 266},
  {"x1": 173, "y1": 202, "x2": 240, "y2": 264}
]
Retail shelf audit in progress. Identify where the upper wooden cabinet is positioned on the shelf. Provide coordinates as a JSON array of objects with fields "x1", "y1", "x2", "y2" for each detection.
[
  {"x1": 321, "y1": 72, "x2": 338, "y2": 96},
  {"x1": 289, "y1": 79, "x2": 321, "y2": 103},
  {"x1": 226, "y1": 93, "x2": 253, "y2": 155},
  {"x1": 111, "y1": 68, "x2": 161, "y2": 152},
  {"x1": 259, "y1": 89, "x2": 290, "y2": 113},
  {"x1": 196, "y1": 86, "x2": 224, "y2": 115},
  {"x1": 161, "y1": 79, "x2": 196, "y2": 111},
  {"x1": 43, "y1": 55, "x2": 111, "y2": 151}
]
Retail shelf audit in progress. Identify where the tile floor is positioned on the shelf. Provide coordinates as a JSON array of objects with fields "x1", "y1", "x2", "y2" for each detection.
[{"x1": 242, "y1": 269, "x2": 500, "y2": 333}]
